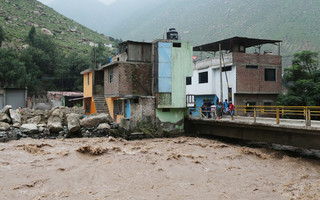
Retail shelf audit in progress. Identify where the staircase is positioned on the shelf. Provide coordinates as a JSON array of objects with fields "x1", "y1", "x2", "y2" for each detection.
[{"x1": 93, "y1": 95, "x2": 109, "y2": 114}]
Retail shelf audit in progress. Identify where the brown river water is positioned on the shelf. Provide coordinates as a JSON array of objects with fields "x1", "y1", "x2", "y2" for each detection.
[{"x1": 0, "y1": 136, "x2": 319, "y2": 200}]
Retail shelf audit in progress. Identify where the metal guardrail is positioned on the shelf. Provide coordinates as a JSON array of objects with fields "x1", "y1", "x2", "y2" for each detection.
[{"x1": 195, "y1": 105, "x2": 320, "y2": 127}]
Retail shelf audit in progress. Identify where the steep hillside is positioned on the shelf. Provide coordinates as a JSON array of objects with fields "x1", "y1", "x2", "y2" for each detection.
[
  {"x1": 108, "y1": 0, "x2": 320, "y2": 56},
  {"x1": 42, "y1": 0, "x2": 320, "y2": 62},
  {"x1": 0, "y1": 0, "x2": 114, "y2": 54}
]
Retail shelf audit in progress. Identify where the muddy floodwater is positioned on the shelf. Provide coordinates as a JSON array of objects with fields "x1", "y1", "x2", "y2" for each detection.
[{"x1": 0, "y1": 137, "x2": 319, "y2": 200}]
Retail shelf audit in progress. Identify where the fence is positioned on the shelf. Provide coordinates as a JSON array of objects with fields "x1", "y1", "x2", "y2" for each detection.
[{"x1": 195, "y1": 106, "x2": 320, "y2": 127}]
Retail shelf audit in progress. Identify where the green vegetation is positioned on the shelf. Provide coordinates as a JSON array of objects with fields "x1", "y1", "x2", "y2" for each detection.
[
  {"x1": 278, "y1": 51, "x2": 320, "y2": 106},
  {"x1": 91, "y1": 42, "x2": 110, "y2": 68},
  {"x1": 0, "y1": 25, "x2": 4, "y2": 47},
  {"x1": 0, "y1": 47, "x2": 27, "y2": 88},
  {"x1": 0, "y1": 25, "x2": 110, "y2": 93},
  {"x1": 0, "y1": 0, "x2": 117, "y2": 54},
  {"x1": 0, "y1": 0, "x2": 120, "y2": 93}
]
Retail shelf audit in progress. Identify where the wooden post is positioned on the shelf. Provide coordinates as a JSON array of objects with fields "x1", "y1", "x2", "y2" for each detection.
[
  {"x1": 200, "y1": 107, "x2": 202, "y2": 119},
  {"x1": 276, "y1": 108, "x2": 280, "y2": 125},
  {"x1": 254, "y1": 107, "x2": 257, "y2": 123}
]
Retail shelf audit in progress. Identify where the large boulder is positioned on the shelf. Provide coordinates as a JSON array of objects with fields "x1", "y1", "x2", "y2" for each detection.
[
  {"x1": 26, "y1": 116, "x2": 41, "y2": 124},
  {"x1": 47, "y1": 116, "x2": 63, "y2": 133},
  {"x1": 97, "y1": 123, "x2": 111, "y2": 130},
  {"x1": 67, "y1": 113, "x2": 80, "y2": 133},
  {"x1": 51, "y1": 108, "x2": 64, "y2": 119},
  {"x1": 41, "y1": 28, "x2": 53, "y2": 36},
  {"x1": 0, "y1": 113, "x2": 11, "y2": 123},
  {"x1": 80, "y1": 113, "x2": 112, "y2": 128},
  {"x1": 20, "y1": 124, "x2": 38, "y2": 134},
  {"x1": 0, "y1": 122, "x2": 10, "y2": 131},
  {"x1": 9, "y1": 109, "x2": 21, "y2": 124},
  {"x1": 34, "y1": 103, "x2": 52, "y2": 110},
  {"x1": 0, "y1": 105, "x2": 12, "y2": 114}
]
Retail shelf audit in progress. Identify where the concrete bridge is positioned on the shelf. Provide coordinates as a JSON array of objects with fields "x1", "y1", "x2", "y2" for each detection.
[{"x1": 185, "y1": 116, "x2": 320, "y2": 150}]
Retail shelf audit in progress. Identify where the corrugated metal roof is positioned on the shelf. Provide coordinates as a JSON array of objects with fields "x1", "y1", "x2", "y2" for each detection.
[
  {"x1": 48, "y1": 91, "x2": 83, "y2": 96},
  {"x1": 80, "y1": 68, "x2": 94, "y2": 75},
  {"x1": 193, "y1": 36, "x2": 282, "y2": 52}
]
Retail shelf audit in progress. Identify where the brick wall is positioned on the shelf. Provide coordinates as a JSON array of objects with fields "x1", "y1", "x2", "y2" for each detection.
[
  {"x1": 234, "y1": 94, "x2": 279, "y2": 107},
  {"x1": 104, "y1": 65, "x2": 119, "y2": 96},
  {"x1": 130, "y1": 96, "x2": 156, "y2": 129},
  {"x1": 233, "y1": 52, "x2": 282, "y2": 94},
  {"x1": 105, "y1": 63, "x2": 152, "y2": 97}
]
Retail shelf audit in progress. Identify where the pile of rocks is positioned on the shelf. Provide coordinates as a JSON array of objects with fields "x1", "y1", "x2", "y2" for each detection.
[{"x1": 0, "y1": 105, "x2": 115, "y2": 142}]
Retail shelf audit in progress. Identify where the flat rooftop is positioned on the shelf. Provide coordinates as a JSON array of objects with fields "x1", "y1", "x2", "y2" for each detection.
[{"x1": 193, "y1": 36, "x2": 282, "y2": 52}]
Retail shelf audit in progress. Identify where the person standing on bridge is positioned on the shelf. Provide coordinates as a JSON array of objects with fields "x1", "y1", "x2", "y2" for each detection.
[
  {"x1": 223, "y1": 99, "x2": 229, "y2": 115},
  {"x1": 229, "y1": 101, "x2": 235, "y2": 120},
  {"x1": 210, "y1": 103, "x2": 216, "y2": 119}
]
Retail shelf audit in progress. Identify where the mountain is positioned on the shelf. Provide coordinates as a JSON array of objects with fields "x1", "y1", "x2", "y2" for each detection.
[
  {"x1": 41, "y1": 0, "x2": 320, "y2": 64},
  {"x1": 44, "y1": 0, "x2": 163, "y2": 34},
  {"x1": 0, "y1": 0, "x2": 114, "y2": 54},
  {"x1": 107, "y1": 0, "x2": 320, "y2": 55}
]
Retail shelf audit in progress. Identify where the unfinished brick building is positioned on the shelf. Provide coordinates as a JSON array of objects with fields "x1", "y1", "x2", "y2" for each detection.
[
  {"x1": 81, "y1": 39, "x2": 193, "y2": 132},
  {"x1": 187, "y1": 36, "x2": 282, "y2": 115}
]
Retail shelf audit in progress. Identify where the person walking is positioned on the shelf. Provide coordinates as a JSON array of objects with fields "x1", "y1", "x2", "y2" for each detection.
[
  {"x1": 210, "y1": 103, "x2": 216, "y2": 119},
  {"x1": 201, "y1": 99, "x2": 208, "y2": 118},
  {"x1": 223, "y1": 99, "x2": 229, "y2": 115},
  {"x1": 229, "y1": 101, "x2": 235, "y2": 120}
]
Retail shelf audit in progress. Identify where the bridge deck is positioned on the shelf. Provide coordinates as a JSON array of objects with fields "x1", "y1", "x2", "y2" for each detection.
[{"x1": 185, "y1": 116, "x2": 320, "y2": 150}]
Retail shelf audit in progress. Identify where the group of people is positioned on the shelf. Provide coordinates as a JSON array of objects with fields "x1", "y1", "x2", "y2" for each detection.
[{"x1": 201, "y1": 99, "x2": 234, "y2": 120}]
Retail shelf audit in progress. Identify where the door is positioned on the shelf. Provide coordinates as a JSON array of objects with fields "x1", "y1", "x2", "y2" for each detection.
[{"x1": 5, "y1": 89, "x2": 26, "y2": 108}]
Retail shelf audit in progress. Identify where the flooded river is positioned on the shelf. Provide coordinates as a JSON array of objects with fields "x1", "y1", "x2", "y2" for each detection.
[{"x1": 0, "y1": 137, "x2": 319, "y2": 199}]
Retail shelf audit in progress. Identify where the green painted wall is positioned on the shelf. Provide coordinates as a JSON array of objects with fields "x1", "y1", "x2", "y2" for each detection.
[
  {"x1": 156, "y1": 108, "x2": 188, "y2": 131},
  {"x1": 171, "y1": 41, "x2": 193, "y2": 108}
]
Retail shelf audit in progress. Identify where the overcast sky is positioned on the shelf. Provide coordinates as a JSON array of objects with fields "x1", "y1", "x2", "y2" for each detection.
[{"x1": 38, "y1": 0, "x2": 118, "y2": 6}]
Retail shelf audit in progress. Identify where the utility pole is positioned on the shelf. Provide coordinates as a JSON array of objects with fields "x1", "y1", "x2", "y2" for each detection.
[{"x1": 219, "y1": 43, "x2": 223, "y2": 102}]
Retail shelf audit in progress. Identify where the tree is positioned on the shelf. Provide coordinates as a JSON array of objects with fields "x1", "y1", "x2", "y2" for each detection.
[
  {"x1": 0, "y1": 48, "x2": 27, "y2": 88},
  {"x1": 278, "y1": 51, "x2": 320, "y2": 106},
  {"x1": 292, "y1": 51, "x2": 319, "y2": 74},
  {"x1": 27, "y1": 26, "x2": 36, "y2": 45},
  {"x1": 0, "y1": 25, "x2": 4, "y2": 47},
  {"x1": 91, "y1": 42, "x2": 108, "y2": 68},
  {"x1": 64, "y1": 52, "x2": 91, "y2": 91},
  {"x1": 19, "y1": 47, "x2": 42, "y2": 93}
]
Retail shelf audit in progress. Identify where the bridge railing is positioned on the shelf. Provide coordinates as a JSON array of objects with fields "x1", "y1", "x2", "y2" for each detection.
[
  {"x1": 194, "y1": 105, "x2": 320, "y2": 127},
  {"x1": 236, "y1": 105, "x2": 320, "y2": 126}
]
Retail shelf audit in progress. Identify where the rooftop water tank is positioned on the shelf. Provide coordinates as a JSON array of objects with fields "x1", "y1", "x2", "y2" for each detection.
[{"x1": 166, "y1": 28, "x2": 178, "y2": 40}]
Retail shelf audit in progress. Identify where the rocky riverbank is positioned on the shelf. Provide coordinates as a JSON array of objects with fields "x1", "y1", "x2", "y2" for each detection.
[{"x1": 0, "y1": 105, "x2": 116, "y2": 142}]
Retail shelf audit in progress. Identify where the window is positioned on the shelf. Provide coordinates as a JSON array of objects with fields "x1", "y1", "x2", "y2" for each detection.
[
  {"x1": 186, "y1": 77, "x2": 192, "y2": 85},
  {"x1": 173, "y1": 43, "x2": 181, "y2": 48},
  {"x1": 246, "y1": 65, "x2": 259, "y2": 69},
  {"x1": 162, "y1": 108, "x2": 170, "y2": 112},
  {"x1": 199, "y1": 72, "x2": 208, "y2": 84},
  {"x1": 265, "y1": 68, "x2": 276, "y2": 81},
  {"x1": 222, "y1": 66, "x2": 232, "y2": 72},
  {"x1": 186, "y1": 95, "x2": 195, "y2": 107},
  {"x1": 87, "y1": 73, "x2": 90, "y2": 85},
  {"x1": 109, "y1": 68, "x2": 114, "y2": 83}
]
